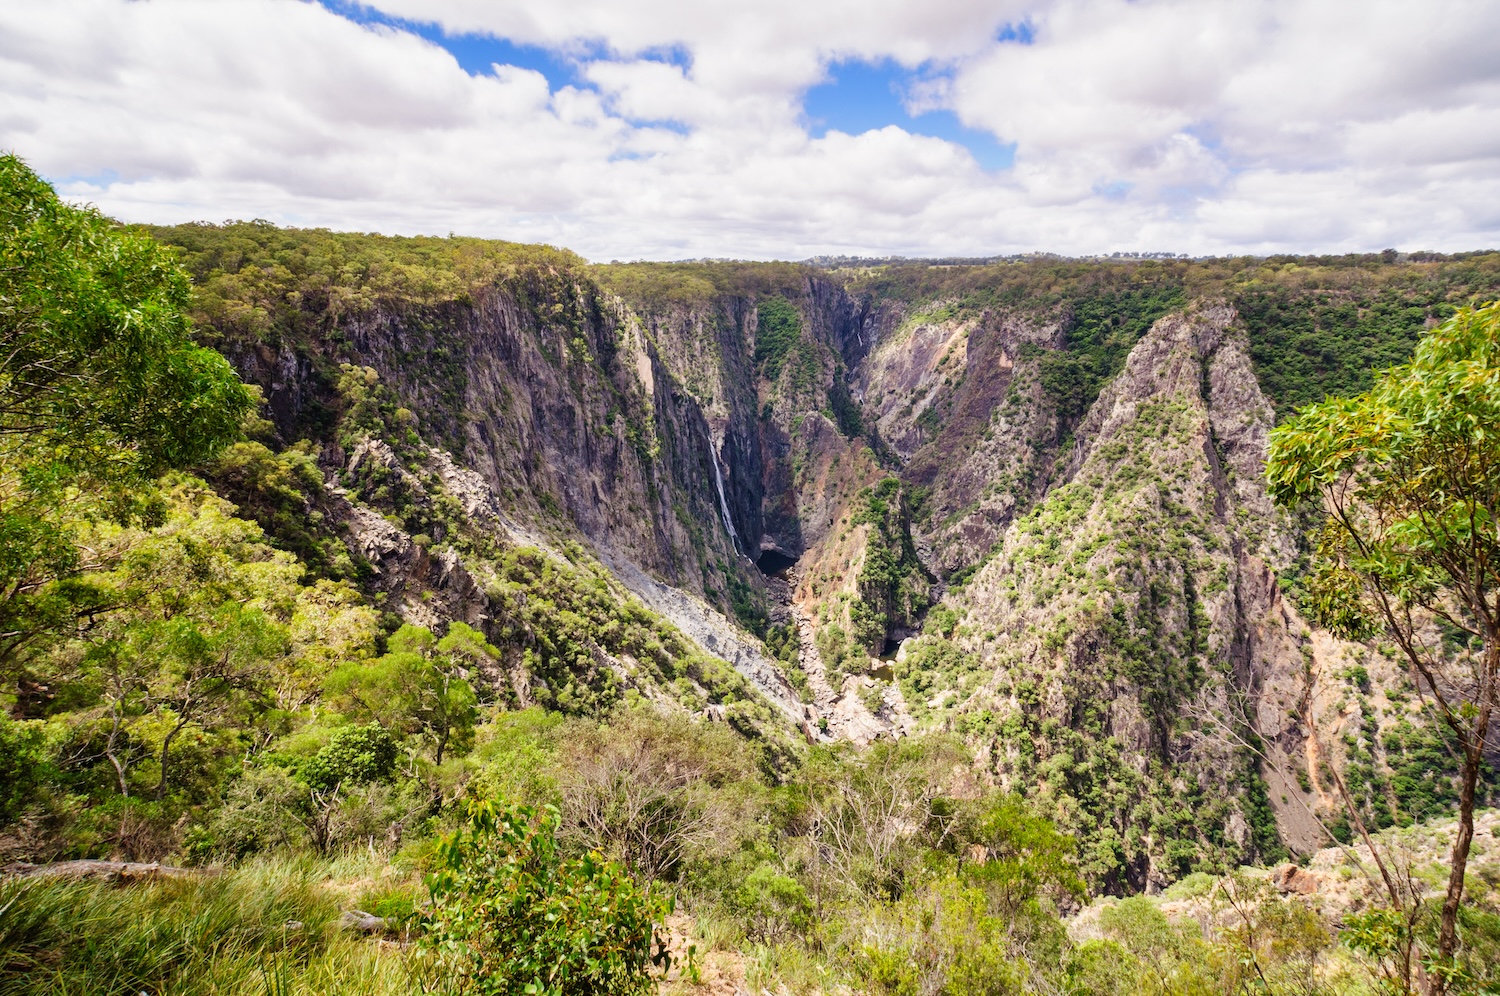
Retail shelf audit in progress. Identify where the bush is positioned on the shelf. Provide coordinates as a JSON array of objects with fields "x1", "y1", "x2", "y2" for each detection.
[
  {"x1": 0, "y1": 716, "x2": 44, "y2": 823},
  {"x1": 858, "y1": 876, "x2": 1033, "y2": 996},
  {"x1": 303, "y1": 723, "x2": 398, "y2": 790},
  {"x1": 554, "y1": 709, "x2": 753, "y2": 883},
  {"x1": 416, "y1": 800, "x2": 671, "y2": 996},
  {"x1": 201, "y1": 766, "x2": 308, "y2": 860},
  {"x1": 731, "y1": 864, "x2": 813, "y2": 943}
]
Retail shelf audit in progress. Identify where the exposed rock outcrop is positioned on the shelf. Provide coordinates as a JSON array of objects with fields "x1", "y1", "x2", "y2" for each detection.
[{"x1": 886, "y1": 305, "x2": 1338, "y2": 884}]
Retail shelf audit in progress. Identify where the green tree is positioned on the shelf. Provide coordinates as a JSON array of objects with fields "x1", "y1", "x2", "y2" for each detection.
[
  {"x1": 0, "y1": 155, "x2": 251, "y2": 674},
  {"x1": 140, "y1": 605, "x2": 285, "y2": 800},
  {"x1": 304, "y1": 722, "x2": 400, "y2": 790},
  {"x1": 78, "y1": 483, "x2": 299, "y2": 801},
  {"x1": 326, "y1": 623, "x2": 478, "y2": 765},
  {"x1": 1267, "y1": 301, "x2": 1500, "y2": 992},
  {"x1": 297, "y1": 721, "x2": 401, "y2": 854},
  {"x1": 416, "y1": 799, "x2": 671, "y2": 996},
  {"x1": 948, "y1": 793, "x2": 1084, "y2": 918},
  {"x1": 0, "y1": 713, "x2": 44, "y2": 821},
  {"x1": 283, "y1": 578, "x2": 380, "y2": 710}
]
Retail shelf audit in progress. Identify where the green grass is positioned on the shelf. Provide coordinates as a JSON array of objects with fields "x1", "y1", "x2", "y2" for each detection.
[{"x1": 0, "y1": 858, "x2": 414, "y2": 996}]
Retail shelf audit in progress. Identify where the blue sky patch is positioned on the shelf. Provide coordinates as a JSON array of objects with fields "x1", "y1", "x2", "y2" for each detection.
[
  {"x1": 1182, "y1": 122, "x2": 1225, "y2": 154},
  {"x1": 629, "y1": 119, "x2": 693, "y2": 135},
  {"x1": 52, "y1": 168, "x2": 121, "y2": 188},
  {"x1": 317, "y1": 1, "x2": 581, "y2": 89},
  {"x1": 803, "y1": 59, "x2": 1015, "y2": 171},
  {"x1": 995, "y1": 20, "x2": 1036, "y2": 45},
  {"x1": 634, "y1": 44, "x2": 694, "y2": 72}
]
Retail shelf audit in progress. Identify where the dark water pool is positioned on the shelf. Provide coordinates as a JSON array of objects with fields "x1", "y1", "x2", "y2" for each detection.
[{"x1": 756, "y1": 549, "x2": 798, "y2": 576}]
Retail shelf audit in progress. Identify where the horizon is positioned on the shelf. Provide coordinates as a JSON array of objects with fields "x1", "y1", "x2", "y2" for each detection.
[{"x1": 134, "y1": 217, "x2": 1495, "y2": 265}]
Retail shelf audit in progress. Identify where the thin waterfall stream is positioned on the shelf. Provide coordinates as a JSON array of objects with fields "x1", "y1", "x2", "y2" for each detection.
[{"x1": 706, "y1": 434, "x2": 742, "y2": 557}]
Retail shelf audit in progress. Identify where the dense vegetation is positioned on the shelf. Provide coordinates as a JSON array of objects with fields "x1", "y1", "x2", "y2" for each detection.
[
  {"x1": 591, "y1": 261, "x2": 812, "y2": 307},
  {"x1": 848, "y1": 477, "x2": 931, "y2": 652},
  {"x1": 841, "y1": 252, "x2": 1500, "y2": 420},
  {"x1": 6, "y1": 723, "x2": 1498, "y2": 995},
  {"x1": 1031, "y1": 285, "x2": 1185, "y2": 427},
  {"x1": 152, "y1": 219, "x2": 587, "y2": 315},
  {"x1": 754, "y1": 295, "x2": 805, "y2": 382}
]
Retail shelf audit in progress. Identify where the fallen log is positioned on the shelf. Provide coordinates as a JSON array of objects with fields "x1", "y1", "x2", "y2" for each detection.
[{"x1": 1, "y1": 860, "x2": 216, "y2": 883}]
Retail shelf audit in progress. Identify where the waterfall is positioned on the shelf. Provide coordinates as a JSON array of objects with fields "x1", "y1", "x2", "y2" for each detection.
[{"x1": 706, "y1": 434, "x2": 742, "y2": 556}]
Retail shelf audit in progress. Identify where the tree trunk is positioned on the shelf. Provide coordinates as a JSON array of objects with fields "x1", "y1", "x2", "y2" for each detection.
[
  {"x1": 105, "y1": 703, "x2": 129, "y2": 799},
  {"x1": 1433, "y1": 758, "x2": 1477, "y2": 994},
  {"x1": 1433, "y1": 727, "x2": 1489, "y2": 991},
  {"x1": 307, "y1": 782, "x2": 341, "y2": 855},
  {"x1": 153, "y1": 717, "x2": 190, "y2": 801},
  {"x1": 3, "y1": 859, "x2": 215, "y2": 881}
]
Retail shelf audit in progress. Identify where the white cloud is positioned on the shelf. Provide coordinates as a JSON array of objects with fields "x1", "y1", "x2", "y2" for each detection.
[{"x1": 0, "y1": 0, "x2": 1495, "y2": 257}]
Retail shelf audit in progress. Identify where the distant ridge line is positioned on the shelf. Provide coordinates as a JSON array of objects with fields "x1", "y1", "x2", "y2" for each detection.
[
  {"x1": 793, "y1": 249, "x2": 1495, "y2": 268},
  {"x1": 598, "y1": 249, "x2": 1497, "y2": 267}
]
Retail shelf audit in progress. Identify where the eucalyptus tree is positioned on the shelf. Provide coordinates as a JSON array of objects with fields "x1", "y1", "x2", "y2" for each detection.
[
  {"x1": 1267, "y1": 301, "x2": 1500, "y2": 991},
  {"x1": 0, "y1": 155, "x2": 251, "y2": 676},
  {"x1": 82, "y1": 483, "x2": 301, "y2": 801},
  {"x1": 325, "y1": 623, "x2": 479, "y2": 767}
]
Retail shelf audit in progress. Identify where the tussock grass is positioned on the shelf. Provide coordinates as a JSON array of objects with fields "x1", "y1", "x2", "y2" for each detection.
[{"x1": 0, "y1": 857, "x2": 411, "y2": 996}]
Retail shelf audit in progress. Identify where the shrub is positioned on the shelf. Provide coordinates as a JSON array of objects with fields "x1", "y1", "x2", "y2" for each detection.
[
  {"x1": 416, "y1": 800, "x2": 671, "y2": 996},
  {"x1": 201, "y1": 766, "x2": 308, "y2": 860},
  {"x1": 858, "y1": 876, "x2": 1031, "y2": 996},
  {"x1": 0, "y1": 716, "x2": 44, "y2": 823},
  {"x1": 554, "y1": 709, "x2": 752, "y2": 883},
  {"x1": 731, "y1": 864, "x2": 813, "y2": 943},
  {"x1": 303, "y1": 723, "x2": 398, "y2": 790}
]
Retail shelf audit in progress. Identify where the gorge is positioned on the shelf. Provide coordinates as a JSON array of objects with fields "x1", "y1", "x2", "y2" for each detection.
[{"x1": 142, "y1": 222, "x2": 1500, "y2": 890}]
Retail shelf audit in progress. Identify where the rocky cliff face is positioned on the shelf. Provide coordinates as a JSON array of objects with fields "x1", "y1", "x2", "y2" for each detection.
[
  {"x1": 232, "y1": 283, "x2": 730, "y2": 591},
  {"x1": 213, "y1": 264, "x2": 817, "y2": 731},
  {"x1": 624, "y1": 282, "x2": 1474, "y2": 883},
  {"x1": 855, "y1": 306, "x2": 1063, "y2": 571},
  {"x1": 907, "y1": 306, "x2": 1299, "y2": 887},
  {"x1": 167, "y1": 230, "x2": 1500, "y2": 890}
]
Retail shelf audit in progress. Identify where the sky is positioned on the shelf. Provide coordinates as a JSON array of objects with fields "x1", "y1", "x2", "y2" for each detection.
[{"x1": 2, "y1": 0, "x2": 1498, "y2": 260}]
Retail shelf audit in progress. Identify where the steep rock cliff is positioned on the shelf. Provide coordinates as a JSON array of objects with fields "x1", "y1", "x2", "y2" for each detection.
[
  {"x1": 855, "y1": 307, "x2": 1063, "y2": 572},
  {"x1": 199, "y1": 255, "x2": 810, "y2": 730},
  {"x1": 894, "y1": 306, "x2": 1305, "y2": 886}
]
